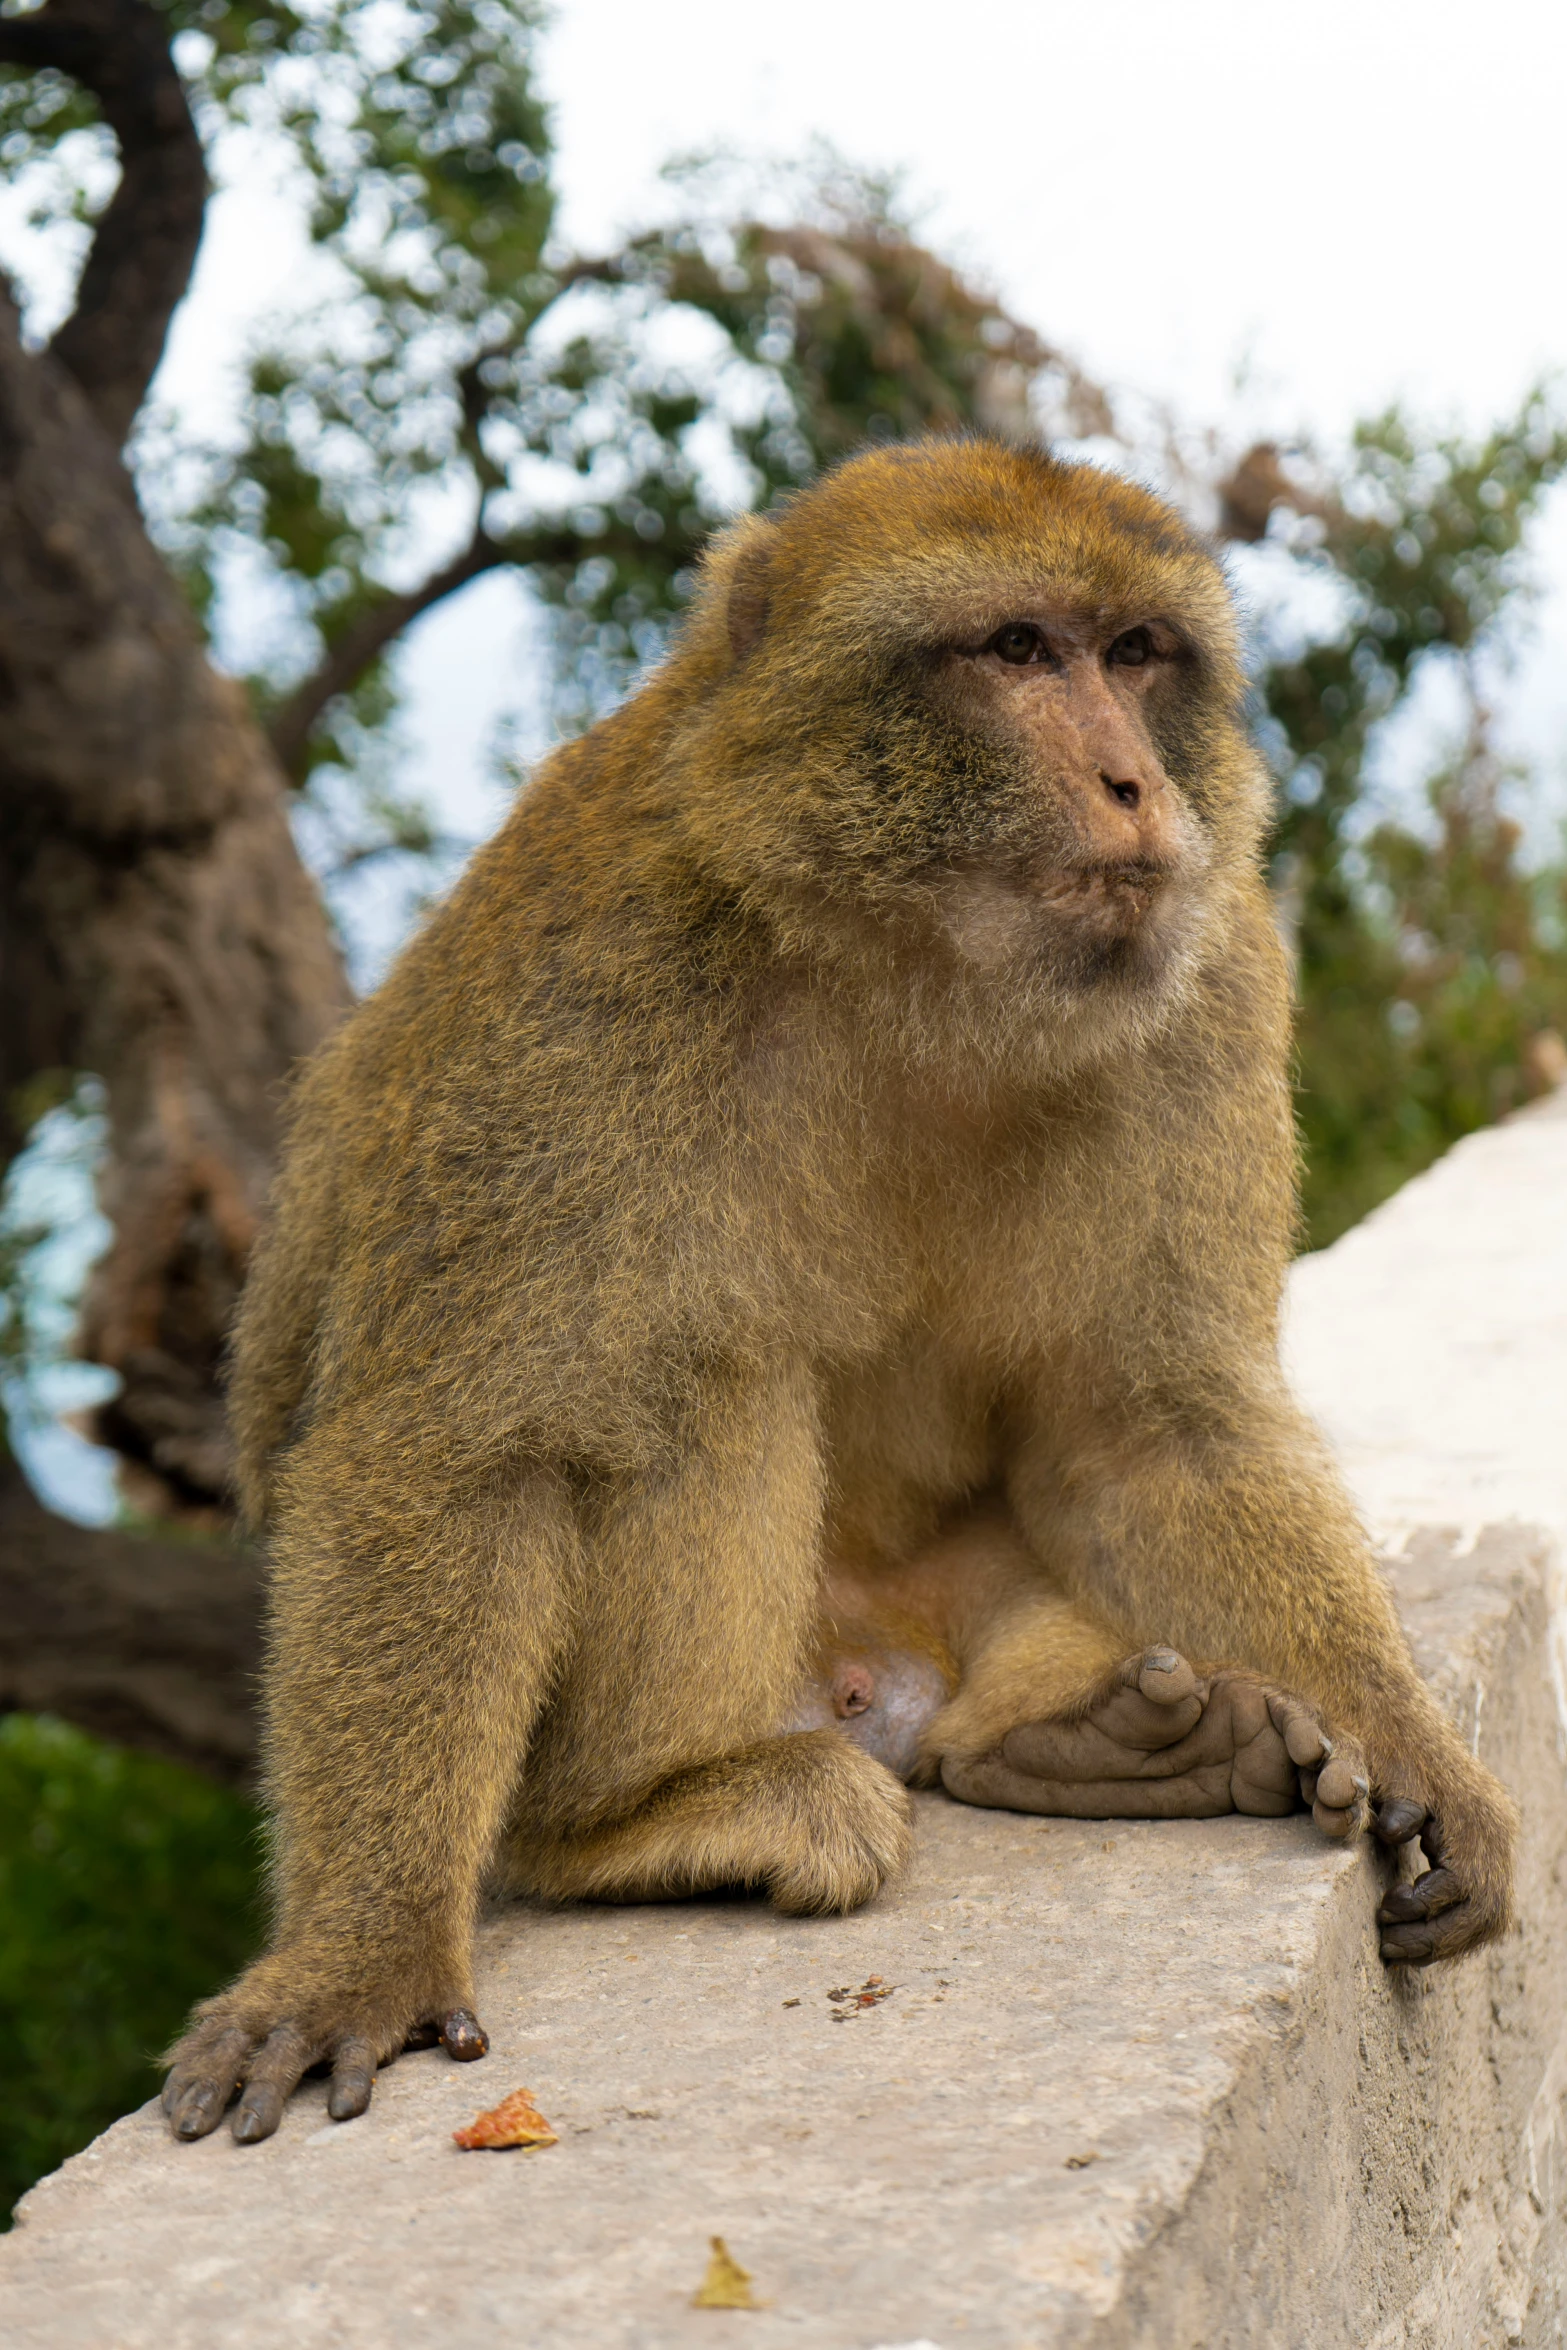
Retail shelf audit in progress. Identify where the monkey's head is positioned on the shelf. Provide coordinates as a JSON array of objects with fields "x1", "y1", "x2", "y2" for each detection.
[{"x1": 669, "y1": 438, "x2": 1266, "y2": 1062}]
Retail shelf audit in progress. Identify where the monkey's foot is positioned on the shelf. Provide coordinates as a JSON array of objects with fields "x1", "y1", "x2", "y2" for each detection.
[
  {"x1": 939, "y1": 1650, "x2": 1378, "y2": 1835},
  {"x1": 162, "y1": 1980, "x2": 489, "y2": 2146}
]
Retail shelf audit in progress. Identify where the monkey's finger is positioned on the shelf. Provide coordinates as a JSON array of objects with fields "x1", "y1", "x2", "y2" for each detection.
[
  {"x1": 232, "y1": 2024, "x2": 313, "y2": 2144},
  {"x1": 440, "y1": 2008, "x2": 489, "y2": 2062},
  {"x1": 1312, "y1": 1750, "x2": 1369, "y2": 1841},
  {"x1": 1131, "y1": 1649, "x2": 1200, "y2": 1708},
  {"x1": 1416, "y1": 1812, "x2": 1450, "y2": 1868},
  {"x1": 1225, "y1": 1687, "x2": 1299, "y2": 1811},
  {"x1": 1373, "y1": 1796, "x2": 1428, "y2": 1847},
  {"x1": 1265, "y1": 1694, "x2": 1331, "y2": 1771},
  {"x1": 326, "y1": 2035, "x2": 378, "y2": 2121},
  {"x1": 1378, "y1": 1866, "x2": 1463, "y2": 1926},
  {"x1": 1315, "y1": 1755, "x2": 1363, "y2": 1810},
  {"x1": 402, "y1": 2019, "x2": 442, "y2": 2051},
  {"x1": 163, "y1": 2026, "x2": 253, "y2": 2141}
]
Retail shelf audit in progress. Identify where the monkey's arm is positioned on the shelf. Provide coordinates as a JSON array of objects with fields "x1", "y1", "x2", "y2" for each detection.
[
  {"x1": 162, "y1": 1416, "x2": 576, "y2": 2144},
  {"x1": 997, "y1": 1362, "x2": 1517, "y2": 1964}
]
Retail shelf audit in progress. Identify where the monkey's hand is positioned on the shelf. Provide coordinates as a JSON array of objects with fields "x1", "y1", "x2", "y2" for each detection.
[
  {"x1": 940, "y1": 1651, "x2": 1372, "y2": 1833},
  {"x1": 162, "y1": 1951, "x2": 489, "y2": 2145},
  {"x1": 1367, "y1": 1742, "x2": 1518, "y2": 1967}
]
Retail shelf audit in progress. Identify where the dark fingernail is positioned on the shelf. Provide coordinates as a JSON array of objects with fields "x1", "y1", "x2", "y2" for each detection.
[
  {"x1": 170, "y1": 2080, "x2": 225, "y2": 2139},
  {"x1": 233, "y1": 2086, "x2": 283, "y2": 2143},
  {"x1": 328, "y1": 2072, "x2": 374, "y2": 2121},
  {"x1": 442, "y1": 2008, "x2": 489, "y2": 2061},
  {"x1": 1375, "y1": 1798, "x2": 1426, "y2": 1844}
]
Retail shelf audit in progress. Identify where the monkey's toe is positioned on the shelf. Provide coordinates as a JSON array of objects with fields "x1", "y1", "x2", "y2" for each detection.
[
  {"x1": 941, "y1": 1662, "x2": 1343, "y2": 1823},
  {"x1": 163, "y1": 1972, "x2": 493, "y2": 2145},
  {"x1": 162, "y1": 2021, "x2": 255, "y2": 2141},
  {"x1": 163, "y1": 2036, "x2": 251, "y2": 2141},
  {"x1": 441, "y1": 2007, "x2": 490, "y2": 2060}
]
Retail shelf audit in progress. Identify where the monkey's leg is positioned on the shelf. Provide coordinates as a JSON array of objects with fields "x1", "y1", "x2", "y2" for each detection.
[
  {"x1": 162, "y1": 1439, "x2": 576, "y2": 2145},
  {"x1": 513, "y1": 1730, "x2": 911, "y2": 1914},
  {"x1": 1005, "y1": 1387, "x2": 1518, "y2": 1965},
  {"x1": 506, "y1": 1360, "x2": 911, "y2": 1917}
]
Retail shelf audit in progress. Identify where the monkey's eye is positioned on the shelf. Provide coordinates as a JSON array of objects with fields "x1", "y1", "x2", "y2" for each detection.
[
  {"x1": 988, "y1": 622, "x2": 1046, "y2": 665},
  {"x1": 1108, "y1": 626, "x2": 1154, "y2": 667}
]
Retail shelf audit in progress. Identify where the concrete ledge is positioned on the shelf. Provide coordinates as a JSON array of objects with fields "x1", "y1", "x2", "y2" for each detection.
[{"x1": 5, "y1": 1099, "x2": 1566, "y2": 2349}]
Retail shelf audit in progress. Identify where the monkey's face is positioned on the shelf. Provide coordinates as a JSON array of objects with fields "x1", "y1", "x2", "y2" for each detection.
[
  {"x1": 917, "y1": 599, "x2": 1213, "y2": 1002},
  {"x1": 679, "y1": 441, "x2": 1264, "y2": 1044}
]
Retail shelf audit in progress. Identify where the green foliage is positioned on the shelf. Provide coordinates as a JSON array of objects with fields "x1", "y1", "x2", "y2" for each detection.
[
  {"x1": 1253, "y1": 397, "x2": 1567, "y2": 1242},
  {"x1": 0, "y1": 1716, "x2": 262, "y2": 2220}
]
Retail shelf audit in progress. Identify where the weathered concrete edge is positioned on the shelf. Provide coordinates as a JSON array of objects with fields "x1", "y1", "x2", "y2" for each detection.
[{"x1": 1088, "y1": 1521, "x2": 1567, "y2": 2350}]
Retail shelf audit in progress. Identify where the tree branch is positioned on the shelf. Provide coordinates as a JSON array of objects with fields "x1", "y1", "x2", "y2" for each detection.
[
  {"x1": 0, "y1": 0, "x2": 207, "y2": 447},
  {"x1": 265, "y1": 518, "x2": 684, "y2": 781},
  {"x1": 266, "y1": 528, "x2": 509, "y2": 779},
  {"x1": 0, "y1": 1452, "x2": 261, "y2": 1784},
  {"x1": 1215, "y1": 442, "x2": 1334, "y2": 544}
]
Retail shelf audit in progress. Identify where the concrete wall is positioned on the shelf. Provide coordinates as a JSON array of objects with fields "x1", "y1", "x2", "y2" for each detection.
[{"x1": 4, "y1": 1094, "x2": 1565, "y2": 2350}]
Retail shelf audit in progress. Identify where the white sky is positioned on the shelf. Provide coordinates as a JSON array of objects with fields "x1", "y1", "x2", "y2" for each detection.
[
  {"x1": 441, "y1": 0, "x2": 1567, "y2": 865},
  {"x1": 144, "y1": 0, "x2": 1567, "y2": 892},
  {"x1": 545, "y1": 0, "x2": 1567, "y2": 441}
]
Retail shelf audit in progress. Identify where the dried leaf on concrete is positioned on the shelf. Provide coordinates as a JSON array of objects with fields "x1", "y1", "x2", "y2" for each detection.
[{"x1": 692, "y1": 2236, "x2": 758, "y2": 2309}]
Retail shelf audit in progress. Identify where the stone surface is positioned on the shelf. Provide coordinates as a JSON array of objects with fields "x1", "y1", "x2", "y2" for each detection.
[{"x1": 4, "y1": 1095, "x2": 1567, "y2": 2350}]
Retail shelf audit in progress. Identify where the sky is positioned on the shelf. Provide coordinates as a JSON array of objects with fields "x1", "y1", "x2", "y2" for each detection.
[
  {"x1": 117, "y1": 0, "x2": 1567, "y2": 886},
  {"x1": 408, "y1": 0, "x2": 1567, "y2": 877},
  {"x1": 8, "y1": 0, "x2": 1567, "y2": 1518}
]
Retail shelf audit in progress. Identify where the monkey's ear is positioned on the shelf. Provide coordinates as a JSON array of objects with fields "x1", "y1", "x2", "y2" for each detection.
[{"x1": 726, "y1": 520, "x2": 778, "y2": 660}]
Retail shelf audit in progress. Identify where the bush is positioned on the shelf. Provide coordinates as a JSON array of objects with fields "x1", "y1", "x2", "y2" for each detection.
[{"x1": 0, "y1": 1716, "x2": 262, "y2": 2220}]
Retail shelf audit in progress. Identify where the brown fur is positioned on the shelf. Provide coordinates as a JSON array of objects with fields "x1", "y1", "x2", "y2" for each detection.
[{"x1": 166, "y1": 439, "x2": 1515, "y2": 2140}]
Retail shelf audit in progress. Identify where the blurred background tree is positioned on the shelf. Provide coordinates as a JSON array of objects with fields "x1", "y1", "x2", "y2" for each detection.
[
  {"x1": 2, "y1": 0, "x2": 1565, "y2": 2214},
  {"x1": 1225, "y1": 412, "x2": 1567, "y2": 1241}
]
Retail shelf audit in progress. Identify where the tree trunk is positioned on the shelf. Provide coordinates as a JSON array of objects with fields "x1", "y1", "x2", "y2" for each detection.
[
  {"x1": 0, "y1": 284, "x2": 347, "y2": 1752},
  {"x1": 0, "y1": 1448, "x2": 262, "y2": 1782}
]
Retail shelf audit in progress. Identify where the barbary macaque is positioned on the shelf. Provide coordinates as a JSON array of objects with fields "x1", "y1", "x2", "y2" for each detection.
[{"x1": 164, "y1": 439, "x2": 1516, "y2": 2147}]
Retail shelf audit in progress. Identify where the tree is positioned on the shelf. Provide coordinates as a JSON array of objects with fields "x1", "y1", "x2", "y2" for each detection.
[
  {"x1": 3, "y1": 0, "x2": 1566, "y2": 1786},
  {"x1": 1224, "y1": 407, "x2": 1567, "y2": 1242}
]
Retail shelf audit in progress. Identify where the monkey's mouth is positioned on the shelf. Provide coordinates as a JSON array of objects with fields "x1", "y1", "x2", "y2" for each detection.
[
  {"x1": 1030, "y1": 859, "x2": 1179, "y2": 934},
  {"x1": 931, "y1": 852, "x2": 1196, "y2": 986}
]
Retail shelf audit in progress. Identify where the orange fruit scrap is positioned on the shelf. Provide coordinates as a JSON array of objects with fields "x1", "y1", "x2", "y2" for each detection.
[{"x1": 452, "y1": 2086, "x2": 560, "y2": 2150}]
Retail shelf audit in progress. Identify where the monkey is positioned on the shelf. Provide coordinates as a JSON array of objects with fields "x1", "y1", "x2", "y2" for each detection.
[{"x1": 163, "y1": 438, "x2": 1516, "y2": 2149}]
